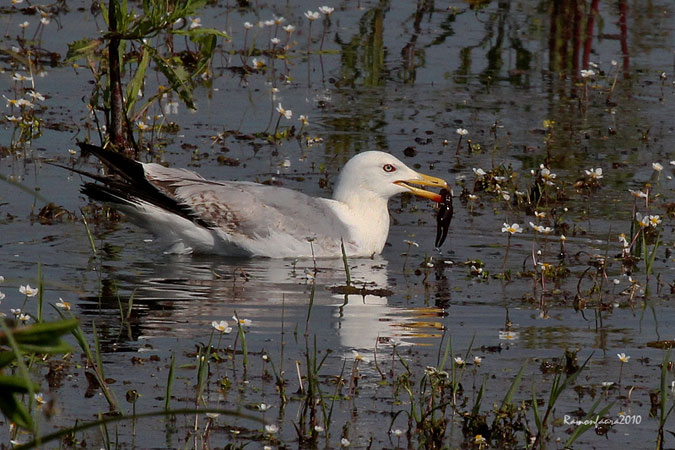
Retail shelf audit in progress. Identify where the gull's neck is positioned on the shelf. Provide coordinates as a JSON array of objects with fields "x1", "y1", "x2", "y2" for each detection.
[{"x1": 332, "y1": 189, "x2": 390, "y2": 256}]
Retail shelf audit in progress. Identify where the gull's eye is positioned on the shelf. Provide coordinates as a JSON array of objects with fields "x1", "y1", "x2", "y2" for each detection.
[{"x1": 383, "y1": 164, "x2": 396, "y2": 173}]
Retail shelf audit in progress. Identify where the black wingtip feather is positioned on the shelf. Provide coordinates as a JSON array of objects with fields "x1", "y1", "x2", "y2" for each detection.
[
  {"x1": 73, "y1": 142, "x2": 214, "y2": 229},
  {"x1": 81, "y1": 182, "x2": 131, "y2": 206},
  {"x1": 77, "y1": 143, "x2": 145, "y2": 183}
]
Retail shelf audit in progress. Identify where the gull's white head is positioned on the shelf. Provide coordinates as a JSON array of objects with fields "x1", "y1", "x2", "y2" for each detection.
[{"x1": 333, "y1": 151, "x2": 447, "y2": 204}]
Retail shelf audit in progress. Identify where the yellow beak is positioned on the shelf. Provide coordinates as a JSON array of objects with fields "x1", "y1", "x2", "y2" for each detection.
[{"x1": 395, "y1": 173, "x2": 448, "y2": 203}]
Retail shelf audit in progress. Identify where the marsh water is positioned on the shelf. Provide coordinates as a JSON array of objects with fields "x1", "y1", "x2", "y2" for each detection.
[{"x1": 1, "y1": 1, "x2": 674, "y2": 448}]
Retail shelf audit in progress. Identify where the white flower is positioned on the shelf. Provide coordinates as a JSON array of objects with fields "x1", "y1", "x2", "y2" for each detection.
[
  {"x1": 251, "y1": 58, "x2": 265, "y2": 70},
  {"x1": 304, "y1": 10, "x2": 321, "y2": 21},
  {"x1": 212, "y1": 320, "x2": 232, "y2": 333},
  {"x1": 17, "y1": 98, "x2": 34, "y2": 108},
  {"x1": 55, "y1": 298, "x2": 71, "y2": 310},
  {"x1": 473, "y1": 356, "x2": 482, "y2": 365},
  {"x1": 647, "y1": 215, "x2": 661, "y2": 227},
  {"x1": 258, "y1": 403, "x2": 271, "y2": 411},
  {"x1": 472, "y1": 167, "x2": 486, "y2": 178},
  {"x1": 270, "y1": 37, "x2": 280, "y2": 45},
  {"x1": 454, "y1": 356, "x2": 465, "y2": 366},
  {"x1": 12, "y1": 73, "x2": 32, "y2": 82},
  {"x1": 264, "y1": 424, "x2": 278, "y2": 434},
  {"x1": 19, "y1": 284, "x2": 38, "y2": 297},
  {"x1": 299, "y1": 114, "x2": 309, "y2": 126},
  {"x1": 456, "y1": 128, "x2": 468, "y2": 136},
  {"x1": 264, "y1": 19, "x2": 275, "y2": 27},
  {"x1": 19, "y1": 21, "x2": 30, "y2": 29},
  {"x1": 652, "y1": 162, "x2": 663, "y2": 172},
  {"x1": 273, "y1": 15, "x2": 285, "y2": 25},
  {"x1": 585, "y1": 167, "x2": 603, "y2": 179},
  {"x1": 635, "y1": 213, "x2": 649, "y2": 228},
  {"x1": 611, "y1": 60, "x2": 618, "y2": 66},
  {"x1": 529, "y1": 222, "x2": 553, "y2": 234},
  {"x1": 283, "y1": 24, "x2": 296, "y2": 33},
  {"x1": 540, "y1": 167, "x2": 557, "y2": 185},
  {"x1": 19, "y1": 313, "x2": 30, "y2": 323},
  {"x1": 580, "y1": 69, "x2": 595, "y2": 78},
  {"x1": 314, "y1": 425, "x2": 324, "y2": 432},
  {"x1": 352, "y1": 350, "x2": 369, "y2": 363},
  {"x1": 535, "y1": 211, "x2": 546, "y2": 219},
  {"x1": 501, "y1": 223, "x2": 523, "y2": 235},
  {"x1": 40, "y1": 17, "x2": 50, "y2": 25},
  {"x1": 628, "y1": 189, "x2": 648, "y2": 199},
  {"x1": 0, "y1": 291, "x2": 5, "y2": 302},
  {"x1": 403, "y1": 239, "x2": 419, "y2": 247},
  {"x1": 340, "y1": 438, "x2": 350, "y2": 447},
  {"x1": 617, "y1": 353, "x2": 630, "y2": 363},
  {"x1": 136, "y1": 121, "x2": 151, "y2": 131},
  {"x1": 34, "y1": 393, "x2": 45, "y2": 404},
  {"x1": 244, "y1": 21, "x2": 253, "y2": 29},
  {"x1": 318, "y1": 6, "x2": 335, "y2": 15},
  {"x1": 189, "y1": 17, "x2": 202, "y2": 30},
  {"x1": 27, "y1": 91, "x2": 45, "y2": 101},
  {"x1": 392, "y1": 429, "x2": 404, "y2": 437},
  {"x1": 232, "y1": 315, "x2": 252, "y2": 326},
  {"x1": 275, "y1": 103, "x2": 292, "y2": 119}
]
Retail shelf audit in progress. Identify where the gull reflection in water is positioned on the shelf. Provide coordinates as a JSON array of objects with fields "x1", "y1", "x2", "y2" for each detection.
[{"x1": 79, "y1": 254, "x2": 444, "y2": 354}]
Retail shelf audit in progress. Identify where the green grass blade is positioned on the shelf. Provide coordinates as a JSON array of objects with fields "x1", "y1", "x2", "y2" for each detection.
[
  {"x1": 499, "y1": 360, "x2": 527, "y2": 412},
  {"x1": 565, "y1": 398, "x2": 615, "y2": 447},
  {"x1": 340, "y1": 238, "x2": 351, "y2": 286},
  {"x1": 164, "y1": 352, "x2": 175, "y2": 412}
]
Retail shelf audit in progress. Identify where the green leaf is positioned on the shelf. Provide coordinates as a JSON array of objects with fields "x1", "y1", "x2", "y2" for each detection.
[
  {"x1": 0, "y1": 391, "x2": 33, "y2": 431},
  {"x1": 1, "y1": 319, "x2": 80, "y2": 347},
  {"x1": 0, "y1": 351, "x2": 16, "y2": 369},
  {"x1": 565, "y1": 398, "x2": 615, "y2": 447},
  {"x1": 14, "y1": 340, "x2": 73, "y2": 355},
  {"x1": 471, "y1": 375, "x2": 487, "y2": 416},
  {"x1": 0, "y1": 375, "x2": 40, "y2": 393},
  {"x1": 65, "y1": 38, "x2": 103, "y2": 63},
  {"x1": 149, "y1": 49, "x2": 195, "y2": 109},
  {"x1": 125, "y1": 47, "x2": 151, "y2": 116},
  {"x1": 499, "y1": 361, "x2": 527, "y2": 412},
  {"x1": 532, "y1": 385, "x2": 541, "y2": 432},
  {"x1": 172, "y1": 27, "x2": 230, "y2": 40},
  {"x1": 193, "y1": 34, "x2": 217, "y2": 76},
  {"x1": 99, "y1": 1, "x2": 109, "y2": 28}
]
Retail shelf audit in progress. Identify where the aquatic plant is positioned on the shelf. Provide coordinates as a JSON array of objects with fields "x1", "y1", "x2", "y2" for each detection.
[{"x1": 65, "y1": 0, "x2": 228, "y2": 151}]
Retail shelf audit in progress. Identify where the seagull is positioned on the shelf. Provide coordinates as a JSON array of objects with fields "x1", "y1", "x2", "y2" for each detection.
[{"x1": 73, "y1": 143, "x2": 448, "y2": 258}]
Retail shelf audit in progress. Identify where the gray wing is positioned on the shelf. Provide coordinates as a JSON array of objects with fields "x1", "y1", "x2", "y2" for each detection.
[{"x1": 144, "y1": 164, "x2": 353, "y2": 254}]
